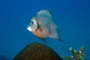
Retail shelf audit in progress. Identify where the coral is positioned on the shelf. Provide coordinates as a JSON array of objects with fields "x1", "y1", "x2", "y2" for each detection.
[
  {"x1": 63, "y1": 47, "x2": 85, "y2": 60},
  {"x1": 13, "y1": 43, "x2": 62, "y2": 60}
]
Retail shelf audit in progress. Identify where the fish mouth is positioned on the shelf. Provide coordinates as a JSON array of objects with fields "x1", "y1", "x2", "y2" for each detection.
[{"x1": 27, "y1": 26, "x2": 32, "y2": 32}]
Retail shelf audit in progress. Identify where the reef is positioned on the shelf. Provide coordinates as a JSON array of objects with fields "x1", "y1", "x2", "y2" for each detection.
[
  {"x1": 13, "y1": 42, "x2": 63, "y2": 60},
  {"x1": 63, "y1": 46, "x2": 85, "y2": 60}
]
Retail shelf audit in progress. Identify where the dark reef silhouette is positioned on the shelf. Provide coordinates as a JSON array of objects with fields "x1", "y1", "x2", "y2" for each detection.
[{"x1": 14, "y1": 42, "x2": 63, "y2": 60}]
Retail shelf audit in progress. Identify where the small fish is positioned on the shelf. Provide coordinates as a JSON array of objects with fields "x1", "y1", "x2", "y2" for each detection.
[{"x1": 27, "y1": 10, "x2": 60, "y2": 42}]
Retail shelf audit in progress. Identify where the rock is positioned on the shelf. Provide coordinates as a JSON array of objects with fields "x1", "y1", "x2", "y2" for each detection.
[{"x1": 13, "y1": 43, "x2": 63, "y2": 60}]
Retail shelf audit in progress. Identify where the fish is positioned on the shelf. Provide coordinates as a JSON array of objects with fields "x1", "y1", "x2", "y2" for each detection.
[{"x1": 27, "y1": 10, "x2": 60, "y2": 42}]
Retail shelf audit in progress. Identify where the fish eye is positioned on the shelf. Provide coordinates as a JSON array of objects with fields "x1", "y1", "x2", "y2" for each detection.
[{"x1": 31, "y1": 21, "x2": 34, "y2": 24}]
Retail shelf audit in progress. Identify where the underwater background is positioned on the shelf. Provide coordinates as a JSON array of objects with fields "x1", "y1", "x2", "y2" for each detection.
[{"x1": 0, "y1": 0, "x2": 90, "y2": 60}]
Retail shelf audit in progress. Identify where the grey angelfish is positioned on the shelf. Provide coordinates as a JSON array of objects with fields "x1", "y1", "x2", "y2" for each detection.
[{"x1": 27, "y1": 10, "x2": 60, "y2": 41}]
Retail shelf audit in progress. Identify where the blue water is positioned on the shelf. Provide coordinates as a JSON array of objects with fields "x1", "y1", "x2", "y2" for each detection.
[{"x1": 0, "y1": 0, "x2": 90, "y2": 60}]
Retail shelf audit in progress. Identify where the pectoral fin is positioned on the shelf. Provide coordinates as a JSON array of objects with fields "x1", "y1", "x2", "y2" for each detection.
[{"x1": 40, "y1": 23, "x2": 44, "y2": 29}]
